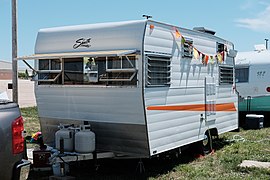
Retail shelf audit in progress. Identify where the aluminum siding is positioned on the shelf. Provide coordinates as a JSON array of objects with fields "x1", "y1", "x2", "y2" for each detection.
[{"x1": 143, "y1": 21, "x2": 238, "y2": 156}]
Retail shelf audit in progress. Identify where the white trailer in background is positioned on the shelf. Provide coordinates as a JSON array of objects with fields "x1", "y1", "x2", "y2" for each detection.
[
  {"x1": 235, "y1": 47, "x2": 270, "y2": 127},
  {"x1": 18, "y1": 20, "x2": 238, "y2": 158}
]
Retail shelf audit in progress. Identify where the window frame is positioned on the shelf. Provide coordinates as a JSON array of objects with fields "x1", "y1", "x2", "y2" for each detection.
[
  {"x1": 99, "y1": 56, "x2": 137, "y2": 83},
  {"x1": 146, "y1": 55, "x2": 171, "y2": 87},
  {"x1": 37, "y1": 55, "x2": 138, "y2": 86},
  {"x1": 37, "y1": 59, "x2": 63, "y2": 84},
  {"x1": 218, "y1": 65, "x2": 234, "y2": 85},
  {"x1": 217, "y1": 42, "x2": 225, "y2": 53},
  {"x1": 235, "y1": 66, "x2": 249, "y2": 83}
]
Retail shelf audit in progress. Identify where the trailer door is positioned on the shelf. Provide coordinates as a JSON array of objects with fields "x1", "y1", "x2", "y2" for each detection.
[{"x1": 204, "y1": 76, "x2": 217, "y2": 122}]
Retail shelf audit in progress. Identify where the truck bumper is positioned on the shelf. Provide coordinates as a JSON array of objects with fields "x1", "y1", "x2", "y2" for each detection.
[{"x1": 13, "y1": 159, "x2": 31, "y2": 180}]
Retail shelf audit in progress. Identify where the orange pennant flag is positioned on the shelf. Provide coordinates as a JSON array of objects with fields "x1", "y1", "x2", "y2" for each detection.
[
  {"x1": 174, "y1": 27, "x2": 181, "y2": 39},
  {"x1": 204, "y1": 55, "x2": 209, "y2": 65}
]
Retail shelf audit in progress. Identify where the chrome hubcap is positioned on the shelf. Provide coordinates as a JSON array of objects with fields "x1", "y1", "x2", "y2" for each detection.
[{"x1": 202, "y1": 134, "x2": 208, "y2": 146}]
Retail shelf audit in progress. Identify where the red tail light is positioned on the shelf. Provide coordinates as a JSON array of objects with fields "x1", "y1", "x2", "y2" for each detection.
[{"x1": 12, "y1": 116, "x2": 24, "y2": 154}]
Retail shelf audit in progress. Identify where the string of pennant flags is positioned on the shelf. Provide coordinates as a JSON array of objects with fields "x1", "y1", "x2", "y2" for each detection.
[{"x1": 172, "y1": 26, "x2": 226, "y2": 65}]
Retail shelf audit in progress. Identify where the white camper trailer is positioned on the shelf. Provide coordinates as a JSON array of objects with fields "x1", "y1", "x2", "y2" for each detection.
[
  {"x1": 18, "y1": 20, "x2": 238, "y2": 158},
  {"x1": 235, "y1": 48, "x2": 270, "y2": 126},
  {"x1": 236, "y1": 48, "x2": 270, "y2": 99}
]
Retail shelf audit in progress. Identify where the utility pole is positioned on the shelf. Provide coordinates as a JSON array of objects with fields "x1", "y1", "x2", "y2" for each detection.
[
  {"x1": 265, "y1": 39, "x2": 269, "y2": 50},
  {"x1": 12, "y1": 0, "x2": 18, "y2": 103}
]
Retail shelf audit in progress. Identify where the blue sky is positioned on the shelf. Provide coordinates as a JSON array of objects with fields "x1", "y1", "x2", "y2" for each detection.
[{"x1": 0, "y1": 0, "x2": 269, "y2": 62}]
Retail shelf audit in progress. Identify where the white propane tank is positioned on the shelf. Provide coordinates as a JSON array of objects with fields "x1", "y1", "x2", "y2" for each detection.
[
  {"x1": 55, "y1": 125, "x2": 75, "y2": 152},
  {"x1": 75, "y1": 125, "x2": 95, "y2": 153}
]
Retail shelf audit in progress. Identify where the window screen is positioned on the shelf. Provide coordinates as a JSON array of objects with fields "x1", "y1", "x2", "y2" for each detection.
[
  {"x1": 146, "y1": 56, "x2": 171, "y2": 87},
  {"x1": 38, "y1": 59, "x2": 62, "y2": 85},
  {"x1": 235, "y1": 67, "x2": 249, "y2": 83},
  {"x1": 219, "y1": 65, "x2": 234, "y2": 85},
  {"x1": 99, "y1": 56, "x2": 137, "y2": 86},
  {"x1": 217, "y1": 42, "x2": 224, "y2": 53},
  {"x1": 64, "y1": 58, "x2": 84, "y2": 84}
]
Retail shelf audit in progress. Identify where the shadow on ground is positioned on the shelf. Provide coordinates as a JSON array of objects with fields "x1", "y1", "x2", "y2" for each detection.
[{"x1": 28, "y1": 138, "x2": 232, "y2": 180}]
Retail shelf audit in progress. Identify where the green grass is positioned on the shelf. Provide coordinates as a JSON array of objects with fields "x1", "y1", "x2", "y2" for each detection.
[
  {"x1": 21, "y1": 106, "x2": 40, "y2": 136},
  {"x1": 150, "y1": 128, "x2": 270, "y2": 180},
  {"x1": 21, "y1": 106, "x2": 270, "y2": 179}
]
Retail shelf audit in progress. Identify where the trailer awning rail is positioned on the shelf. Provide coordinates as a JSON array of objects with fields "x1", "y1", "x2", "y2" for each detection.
[{"x1": 16, "y1": 49, "x2": 139, "y2": 60}]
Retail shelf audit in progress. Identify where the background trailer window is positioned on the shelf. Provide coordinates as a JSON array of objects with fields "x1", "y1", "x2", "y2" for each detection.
[{"x1": 235, "y1": 67, "x2": 249, "y2": 83}]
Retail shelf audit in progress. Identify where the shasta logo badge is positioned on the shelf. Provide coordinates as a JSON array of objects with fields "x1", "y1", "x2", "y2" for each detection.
[{"x1": 73, "y1": 38, "x2": 91, "y2": 49}]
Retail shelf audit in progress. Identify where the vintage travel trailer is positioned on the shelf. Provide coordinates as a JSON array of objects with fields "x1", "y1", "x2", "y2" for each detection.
[
  {"x1": 235, "y1": 47, "x2": 270, "y2": 127},
  {"x1": 18, "y1": 19, "x2": 238, "y2": 158}
]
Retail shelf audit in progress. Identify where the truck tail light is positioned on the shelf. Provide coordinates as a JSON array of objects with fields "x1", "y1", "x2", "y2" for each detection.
[{"x1": 12, "y1": 116, "x2": 24, "y2": 154}]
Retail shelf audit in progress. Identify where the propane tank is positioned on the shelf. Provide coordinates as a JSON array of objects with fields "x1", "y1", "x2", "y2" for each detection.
[
  {"x1": 75, "y1": 125, "x2": 95, "y2": 153},
  {"x1": 55, "y1": 124, "x2": 75, "y2": 152}
]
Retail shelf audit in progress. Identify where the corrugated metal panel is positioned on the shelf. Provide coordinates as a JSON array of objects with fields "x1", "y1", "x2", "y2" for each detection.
[
  {"x1": 191, "y1": 37, "x2": 216, "y2": 56},
  {"x1": 36, "y1": 87, "x2": 145, "y2": 125},
  {"x1": 143, "y1": 21, "x2": 238, "y2": 156},
  {"x1": 144, "y1": 23, "x2": 174, "y2": 55},
  {"x1": 36, "y1": 86, "x2": 149, "y2": 157}
]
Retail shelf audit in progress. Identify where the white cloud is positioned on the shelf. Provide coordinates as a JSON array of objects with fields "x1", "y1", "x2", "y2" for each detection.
[{"x1": 236, "y1": 5, "x2": 270, "y2": 32}]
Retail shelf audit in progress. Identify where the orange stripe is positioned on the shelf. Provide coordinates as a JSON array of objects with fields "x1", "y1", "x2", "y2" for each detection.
[{"x1": 147, "y1": 103, "x2": 236, "y2": 112}]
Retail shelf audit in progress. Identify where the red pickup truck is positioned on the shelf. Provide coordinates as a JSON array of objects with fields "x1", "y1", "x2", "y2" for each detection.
[{"x1": 0, "y1": 100, "x2": 30, "y2": 180}]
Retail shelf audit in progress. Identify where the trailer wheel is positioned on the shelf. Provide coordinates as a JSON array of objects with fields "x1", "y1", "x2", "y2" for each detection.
[{"x1": 202, "y1": 131, "x2": 213, "y2": 155}]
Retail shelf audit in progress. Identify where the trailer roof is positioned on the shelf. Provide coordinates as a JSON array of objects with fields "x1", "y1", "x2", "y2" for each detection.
[
  {"x1": 236, "y1": 50, "x2": 270, "y2": 65},
  {"x1": 147, "y1": 20, "x2": 233, "y2": 45},
  {"x1": 17, "y1": 19, "x2": 234, "y2": 59}
]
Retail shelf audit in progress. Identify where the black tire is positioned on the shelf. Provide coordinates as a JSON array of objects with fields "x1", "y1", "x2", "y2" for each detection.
[{"x1": 202, "y1": 131, "x2": 213, "y2": 155}]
